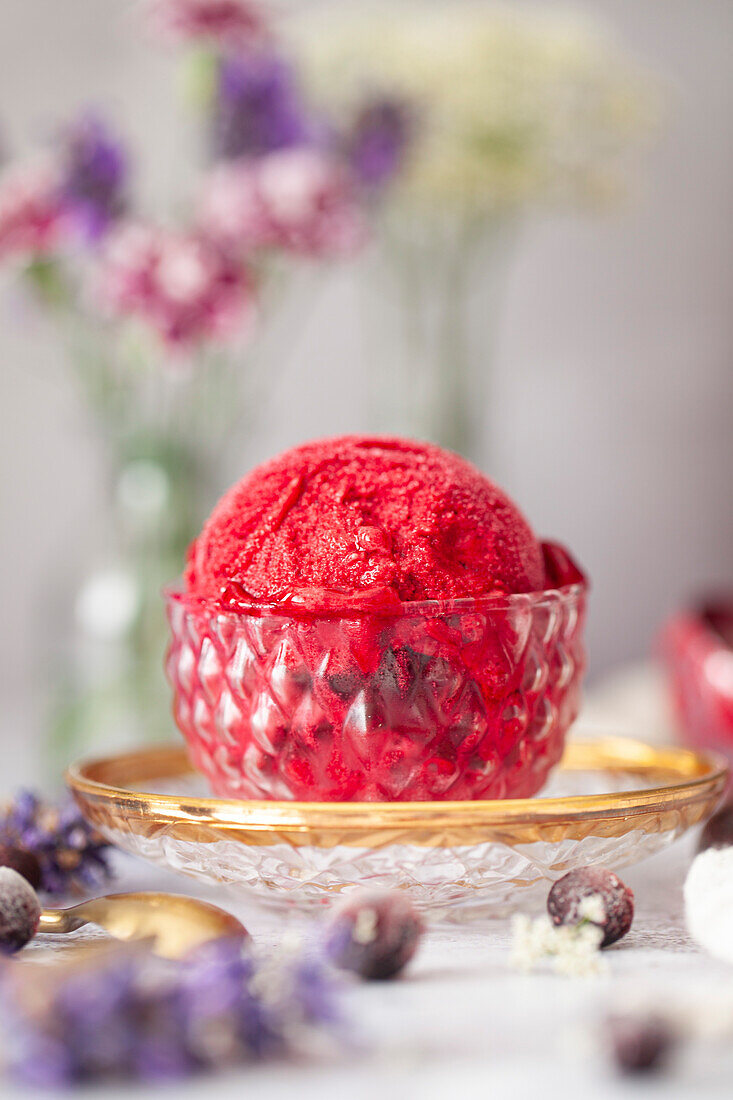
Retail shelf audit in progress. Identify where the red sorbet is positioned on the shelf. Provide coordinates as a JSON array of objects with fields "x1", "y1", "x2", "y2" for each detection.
[
  {"x1": 185, "y1": 436, "x2": 546, "y2": 607},
  {"x1": 168, "y1": 436, "x2": 586, "y2": 803}
]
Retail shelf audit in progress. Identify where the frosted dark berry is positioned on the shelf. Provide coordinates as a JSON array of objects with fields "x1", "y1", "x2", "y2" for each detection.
[
  {"x1": 607, "y1": 1014, "x2": 674, "y2": 1074},
  {"x1": 0, "y1": 867, "x2": 41, "y2": 954},
  {"x1": 698, "y1": 802, "x2": 733, "y2": 852},
  {"x1": 0, "y1": 844, "x2": 42, "y2": 890},
  {"x1": 374, "y1": 646, "x2": 429, "y2": 705},
  {"x1": 547, "y1": 867, "x2": 634, "y2": 947},
  {"x1": 326, "y1": 670, "x2": 364, "y2": 702},
  {"x1": 325, "y1": 889, "x2": 423, "y2": 980}
]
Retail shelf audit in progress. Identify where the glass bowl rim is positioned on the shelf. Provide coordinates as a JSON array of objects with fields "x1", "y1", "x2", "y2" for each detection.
[
  {"x1": 164, "y1": 576, "x2": 587, "y2": 622},
  {"x1": 66, "y1": 737, "x2": 728, "y2": 848}
]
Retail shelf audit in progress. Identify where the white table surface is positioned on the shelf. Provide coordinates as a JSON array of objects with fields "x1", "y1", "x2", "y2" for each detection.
[
  {"x1": 7, "y1": 834, "x2": 733, "y2": 1100},
  {"x1": 4, "y1": 670, "x2": 732, "y2": 1097}
]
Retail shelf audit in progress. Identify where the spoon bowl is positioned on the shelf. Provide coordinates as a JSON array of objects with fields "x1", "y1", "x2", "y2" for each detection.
[{"x1": 38, "y1": 892, "x2": 248, "y2": 959}]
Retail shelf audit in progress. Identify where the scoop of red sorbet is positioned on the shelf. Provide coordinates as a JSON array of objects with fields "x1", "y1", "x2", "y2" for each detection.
[{"x1": 185, "y1": 436, "x2": 546, "y2": 606}]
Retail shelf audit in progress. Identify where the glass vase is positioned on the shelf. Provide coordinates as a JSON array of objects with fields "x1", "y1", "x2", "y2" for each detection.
[
  {"x1": 362, "y1": 212, "x2": 515, "y2": 464},
  {"x1": 46, "y1": 374, "x2": 228, "y2": 770},
  {"x1": 44, "y1": 263, "x2": 322, "y2": 770}
]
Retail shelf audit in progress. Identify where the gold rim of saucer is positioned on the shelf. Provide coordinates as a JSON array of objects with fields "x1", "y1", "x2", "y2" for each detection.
[{"x1": 67, "y1": 738, "x2": 728, "y2": 850}]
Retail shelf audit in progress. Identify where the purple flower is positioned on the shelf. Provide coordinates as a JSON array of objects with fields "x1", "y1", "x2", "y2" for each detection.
[
  {"x1": 58, "y1": 114, "x2": 128, "y2": 241},
  {"x1": 1, "y1": 938, "x2": 344, "y2": 1086},
  {"x1": 0, "y1": 790, "x2": 111, "y2": 897},
  {"x1": 346, "y1": 97, "x2": 413, "y2": 190},
  {"x1": 211, "y1": 53, "x2": 312, "y2": 161},
  {"x1": 181, "y1": 938, "x2": 280, "y2": 1060}
]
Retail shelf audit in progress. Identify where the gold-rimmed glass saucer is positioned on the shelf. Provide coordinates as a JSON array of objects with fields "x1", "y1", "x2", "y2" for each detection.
[{"x1": 67, "y1": 737, "x2": 727, "y2": 919}]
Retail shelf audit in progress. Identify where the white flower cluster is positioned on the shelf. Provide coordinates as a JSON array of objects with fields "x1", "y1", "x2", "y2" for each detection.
[
  {"x1": 510, "y1": 899, "x2": 606, "y2": 978},
  {"x1": 293, "y1": 2, "x2": 654, "y2": 215}
]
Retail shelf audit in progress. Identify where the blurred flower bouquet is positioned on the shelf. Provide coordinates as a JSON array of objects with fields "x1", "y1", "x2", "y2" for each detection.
[
  {"x1": 0, "y1": 0, "x2": 368, "y2": 760},
  {"x1": 291, "y1": 1, "x2": 654, "y2": 458},
  {"x1": 0, "y1": 0, "x2": 653, "y2": 761}
]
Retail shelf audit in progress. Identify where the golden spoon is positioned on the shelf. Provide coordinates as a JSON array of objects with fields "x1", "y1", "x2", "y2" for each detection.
[{"x1": 37, "y1": 892, "x2": 248, "y2": 959}]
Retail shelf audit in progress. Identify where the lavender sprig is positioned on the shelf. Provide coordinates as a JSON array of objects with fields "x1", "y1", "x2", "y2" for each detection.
[
  {"x1": 2, "y1": 938, "x2": 344, "y2": 1086},
  {"x1": 211, "y1": 52, "x2": 313, "y2": 161},
  {"x1": 0, "y1": 791, "x2": 111, "y2": 897},
  {"x1": 345, "y1": 97, "x2": 413, "y2": 191},
  {"x1": 58, "y1": 114, "x2": 128, "y2": 241}
]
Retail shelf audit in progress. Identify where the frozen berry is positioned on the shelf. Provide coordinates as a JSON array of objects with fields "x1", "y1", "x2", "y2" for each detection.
[
  {"x1": 607, "y1": 1014, "x2": 674, "y2": 1075},
  {"x1": 0, "y1": 867, "x2": 41, "y2": 954},
  {"x1": 374, "y1": 646, "x2": 428, "y2": 705},
  {"x1": 325, "y1": 889, "x2": 423, "y2": 980},
  {"x1": 326, "y1": 670, "x2": 364, "y2": 702},
  {"x1": 698, "y1": 802, "x2": 733, "y2": 852},
  {"x1": 547, "y1": 867, "x2": 634, "y2": 948},
  {"x1": 0, "y1": 844, "x2": 42, "y2": 890}
]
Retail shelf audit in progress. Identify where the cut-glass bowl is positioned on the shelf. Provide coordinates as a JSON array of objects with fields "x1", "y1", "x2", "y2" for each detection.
[{"x1": 68, "y1": 737, "x2": 726, "y2": 920}]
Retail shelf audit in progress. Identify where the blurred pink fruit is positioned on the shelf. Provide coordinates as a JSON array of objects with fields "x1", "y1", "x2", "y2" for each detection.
[{"x1": 660, "y1": 599, "x2": 733, "y2": 760}]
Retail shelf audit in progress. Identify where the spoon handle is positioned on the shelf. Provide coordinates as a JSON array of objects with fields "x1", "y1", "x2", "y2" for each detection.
[{"x1": 38, "y1": 907, "x2": 89, "y2": 935}]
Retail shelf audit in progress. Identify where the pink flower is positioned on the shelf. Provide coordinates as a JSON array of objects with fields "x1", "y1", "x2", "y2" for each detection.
[
  {"x1": 97, "y1": 221, "x2": 255, "y2": 348},
  {"x1": 197, "y1": 160, "x2": 267, "y2": 251},
  {"x1": 198, "y1": 149, "x2": 367, "y2": 258},
  {"x1": 146, "y1": 0, "x2": 269, "y2": 49},
  {"x1": 0, "y1": 161, "x2": 64, "y2": 262}
]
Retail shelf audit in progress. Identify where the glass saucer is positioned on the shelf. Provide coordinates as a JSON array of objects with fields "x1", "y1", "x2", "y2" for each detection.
[{"x1": 67, "y1": 737, "x2": 727, "y2": 920}]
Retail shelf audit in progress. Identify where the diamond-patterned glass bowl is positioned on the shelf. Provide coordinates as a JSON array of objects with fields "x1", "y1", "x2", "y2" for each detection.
[
  {"x1": 67, "y1": 738, "x2": 727, "y2": 919},
  {"x1": 165, "y1": 560, "x2": 586, "y2": 802}
]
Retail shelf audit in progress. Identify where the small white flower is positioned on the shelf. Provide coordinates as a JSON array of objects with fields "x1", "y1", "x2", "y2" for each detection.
[
  {"x1": 578, "y1": 893, "x2": 606, "y2": 925},
  {"x1": 353, "y1": 906, "x2": 378, "y2": 945},
  {"x1": 291, "y1": 2, "x2": 654, "y2": 213},
  {"x1": 510, "y1": 913, "x2": 605, "y2": 977}
]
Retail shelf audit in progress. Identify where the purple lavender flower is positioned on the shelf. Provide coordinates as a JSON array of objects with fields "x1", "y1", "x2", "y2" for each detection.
[
  {"x1": 345, "y1": 97, "x2": 413, "y2": 190},
  {"x1": 58, "y1": 114, "x2": 128, "y2": 241},
  {"x1": 289, "y1": 953, "x2": 344, "y2": 1027},
  {"x1": 2, "y1": 938, "x2": 343, "y2": 1086},
  {"x1": 0, "y1": 790, "x2": 111, "y2": 897},
  {"x1": 211, "y1": 53, "x2": 312, "y2": 161},
  {"x1": 181, "y1": 938, "x2": 279, "y2": 1061}
]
